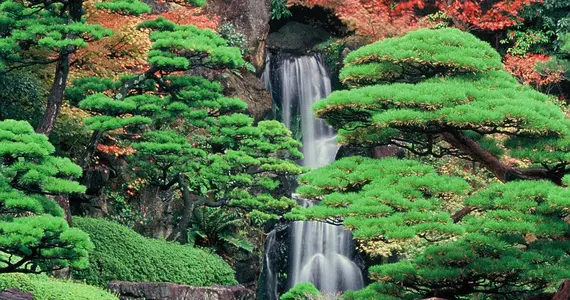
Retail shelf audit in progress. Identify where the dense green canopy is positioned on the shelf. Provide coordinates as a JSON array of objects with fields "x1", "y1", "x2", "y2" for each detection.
[
  {"x1": 314, "y1": 28, "x2": 570, "y2": 183},
  {"x1": 293, "y1": 157, "x2": 570, "y2": 299},
  {"x1": 0, "y1": 120, "x2": 92, "y2": 273},
  {"x1": 74, "y1": 17, "x2": 304, "y2": 242}
]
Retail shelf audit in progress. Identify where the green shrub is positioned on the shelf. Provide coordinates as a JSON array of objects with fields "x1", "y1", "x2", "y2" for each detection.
[
  {"x1": 0, "y1": 274, "x2": 118, "y2": 300},
  {"x1": 218, "y1": 23, "x2": 247, "y2": 54},
  {"x1": 72, "y1": 217, "x2": 236, "y2": 287},
  {"x1": 0, "y1": 71, "x2": 46, "y2": 127},
  {"x1": 0, "y1": 273, "x2": 35, "y2": 292},
  {"x1": 188, "y1": 0, "x2": 206, "y2": 7},
  {"x1": 280, "y1": 282, "x2": 322, "y2": 300},
  {"x1": 271, "y1": 0, "x2": 291, "y2": 20}
]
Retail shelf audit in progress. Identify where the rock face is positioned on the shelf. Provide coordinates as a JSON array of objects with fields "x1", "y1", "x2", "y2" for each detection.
[
  {"x1": 217, "y1": 72, "x2": 273, "y2": 121},
  {"x1": 0, "y1": 289, "x2": 33, "y2": 300},
  {"x1": 257, "y1": 222, "x2": 290, "y2": 300},
  {"x1": 204, "y1": 0, "x2": 271, "y2": 73},
  {"x1": 107, "y1": 282, "x2": 255, "y2": 300},
  {"x1": 267, "y1": 22, "x2": 331, "y2": 54}
]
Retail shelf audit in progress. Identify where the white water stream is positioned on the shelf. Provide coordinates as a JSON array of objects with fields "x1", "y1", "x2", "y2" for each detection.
[{"x1": 262, "y1": 53, "x2": 364, "y2": 295}]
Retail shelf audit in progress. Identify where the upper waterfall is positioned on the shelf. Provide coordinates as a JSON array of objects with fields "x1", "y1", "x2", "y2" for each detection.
[{"x1": 262, "y1": 53, "x2": 338, "y2": 168}]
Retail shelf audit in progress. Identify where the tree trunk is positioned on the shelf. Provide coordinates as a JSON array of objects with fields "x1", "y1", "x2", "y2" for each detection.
[
  {"x1": 35, "y1": 0, "x2": 83, "y2": 136},
  {"x1": 441, "y1": 131, "x2": 565, "y2": 184},
  {"x1": 35, "y1": 53, "x2": 70, "y2": 135},
  {"x1": 167, "y1": 173, "x2": 196, "y2": 243}
]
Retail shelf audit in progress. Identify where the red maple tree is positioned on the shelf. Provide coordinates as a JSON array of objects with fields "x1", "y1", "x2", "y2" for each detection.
[
  {"x1": 504, "y1": 53, "x2": 565, "y2": 89},
  {"x1": 289, "y1": 0, "x2": 543, "y2": 40}
]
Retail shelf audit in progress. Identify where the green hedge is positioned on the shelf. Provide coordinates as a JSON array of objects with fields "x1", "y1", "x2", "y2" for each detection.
[
  {"x1": 72, "y1": 217, "x2": 236, "y2": 287},
  {"x1": 0, "y1": 274, "x2": 118, "y2": 300}
]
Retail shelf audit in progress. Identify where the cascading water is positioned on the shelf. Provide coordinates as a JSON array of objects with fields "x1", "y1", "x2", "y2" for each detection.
[{"x1": 262, "y1": 52, "x2": 364, "y2": 296}]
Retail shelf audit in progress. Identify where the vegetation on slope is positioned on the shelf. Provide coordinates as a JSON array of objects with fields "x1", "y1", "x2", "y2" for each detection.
[{"x1": 72, "y1": 217, "x2": 236, "y2": 287}]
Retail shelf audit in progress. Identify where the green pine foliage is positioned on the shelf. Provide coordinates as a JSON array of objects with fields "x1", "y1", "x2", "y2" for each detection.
[
  {"x1": 294, "y1": 158, "x2": 570, "y2": 298},
  {"x1": 0, "y1": 120, "x2": 92, "y2": 274},
  {"x1": 72, "y1": 217, "x2": 236, "y2": 287},
  {"x1": 0, "y1": 0, "x2": 123, "y2": 70},
  {"x1": 298, "y1": 28, "x2": 570, "y2": 298},
  {"x1": 280, "y1": 282, "x2": 322, "y2": 300},
  {"x1": 315, "y1": 28, "x2": 570, "y2": 183},
  {"x1": 289, "y1": 157, "x2": 468, "y2": 241},
  {"x1": 72, "y1": 19, "x2": 304, "y2": 239},
  {"x1": 0, "y1": 273, "x2": 118, "y2": 300},
  {"x1": 188, "y1": 0, "x2": 207, "y2": 8},
  {"x1": 138, "y1": 17, "x2": 245, "y2": 71}
]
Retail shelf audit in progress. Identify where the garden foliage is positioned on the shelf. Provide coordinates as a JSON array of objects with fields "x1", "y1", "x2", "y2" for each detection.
[
  {"x1": 72, "y1": 217, "x2": 236, "y2": 287},
  {"x1": 0, "y1": 120, "x2": 92, "y2": 274}
]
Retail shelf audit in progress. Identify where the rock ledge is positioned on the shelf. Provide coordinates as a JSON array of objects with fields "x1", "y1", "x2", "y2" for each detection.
[{"x1": 107, "y1": 281, "x2": 255, "y2": 300}]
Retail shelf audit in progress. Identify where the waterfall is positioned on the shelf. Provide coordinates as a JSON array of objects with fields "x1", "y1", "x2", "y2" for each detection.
[
  {"x1": 289, "y1": 221, "x2": 364, "y2": 293},
  {"x1": 263, "y1": 229, "x2": 279, "y2": 300},
  {"x1": 262, "y1": 52, "x2": 364, "y2": 296},
  {"x1": 264, "y1": 53, "x2": 338, "y2": 168}
]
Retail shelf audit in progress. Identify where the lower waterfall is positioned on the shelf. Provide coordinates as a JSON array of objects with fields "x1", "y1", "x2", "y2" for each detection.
[
  {"x1": 288, "y1": 221, "x2": 364, "y2": 293},
  {"x1": 262, "y1": 52, "x2": 364, "y2": 297}
]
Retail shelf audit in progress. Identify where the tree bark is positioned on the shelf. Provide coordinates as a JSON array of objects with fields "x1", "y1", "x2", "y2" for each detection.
[
  {"x1": 35, "y1": 0, "x2": 84, "y2": 136},
  {"x1": 166, "y1": 173, "x2": 196, "y2": 243},
  {"x1": 441, "y1": 131, "x2": 565, "y2": 184},
  {"x1": 35, "y1": 53, "x2": 70, "y2": 135}
]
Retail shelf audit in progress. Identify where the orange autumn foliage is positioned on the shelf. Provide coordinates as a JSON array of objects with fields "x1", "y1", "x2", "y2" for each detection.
[
  {"x1": 290, "y1": 0, "x2": 542, "y2": 40},
  {"x1": 153, "y1": 6, "x2": 219, "y2": 29},
  {"x1": 440, "y1": 0, "x2": 543, "y2": 31},
  {"x1": 71, "y1": 1, "x2": 219, "y2": 79},
  {"x1": 504, "y1": 54, "x2": 565, "y2": 88},
  {"x1": 289, "y1": 0, "x2": 421, "y2": 39},
  {"x1": 97, "y1": 144, "x2": 137, "y2": 157}
]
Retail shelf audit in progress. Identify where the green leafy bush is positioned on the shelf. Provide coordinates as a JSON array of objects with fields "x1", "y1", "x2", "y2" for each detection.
[
  {"x1": 188, "y1": 207, "x2": 254, "y2": 255},
  {"x1": 218, "y1": 23, "x2": 247, "y2": 54},
  {"x1": 72, "y1": 217, "x2": 236, "y2": 287},
  {"x1": 0, "y1": 273, "x2": 35, "y2": 291},
  {"x1": 271, "y1": 0, "x2": 291, "y2": 20},
  {"x1": 0, "y1": 274, "x2": 118, "y2": 300},
  {"x1": 188, "y1": 0, "x2": 207, "y2": 7},
  {"x1": 280, "y1": 282, "x2": 322, "y2": 300},
  {"x1": 0, "y1": 71, "x2": 46, "y2": 127}
]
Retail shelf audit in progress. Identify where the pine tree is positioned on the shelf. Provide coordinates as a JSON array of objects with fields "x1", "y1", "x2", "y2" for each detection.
[
  {"x1": 74, "y1": 18, "x2": 304, "y2": 242},
  {"x1": 315, "y1": 27, "x2": 570, "y2": 184},
  {"x1": 0, "y1": 0, "x2": 150, "y2": 135},
  {"x1": 289, "y1": 28, "x2": 570, "y2": 299},
  {"x1": 291, "y1": 157, "x2": 570, "y2": 299},
  {"x1": 0, "y1": 120, "x2": 92, "y2": 273}
]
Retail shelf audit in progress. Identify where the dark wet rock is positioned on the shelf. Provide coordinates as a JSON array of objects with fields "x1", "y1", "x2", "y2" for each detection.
[
  {"x1": 267, "y1": 22, "x2": 331, "y2": 55},
  {"x1": 107, "y1": 281, "x2": 255, "y2": 300},
  {"x1": 257, "y1": 222, "x2": 290, "y2": 300}
]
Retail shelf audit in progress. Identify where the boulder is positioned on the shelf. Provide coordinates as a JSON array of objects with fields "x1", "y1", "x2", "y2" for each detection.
[
  {"x1": 217, "y1": 72, "x2": 273, "y2": 121},
  {"x1": 204, "y1": 0, "x2": 271, "y2": 73},
  {"x1": 194, "y1": 69, "x2": 273, "y2": 122},
  {"x1": 107, "y1": 281, "x2": 255, "y2": 300},
  {"x1": 0, "y1": 289, "x2": 33, "y2": 300}
]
